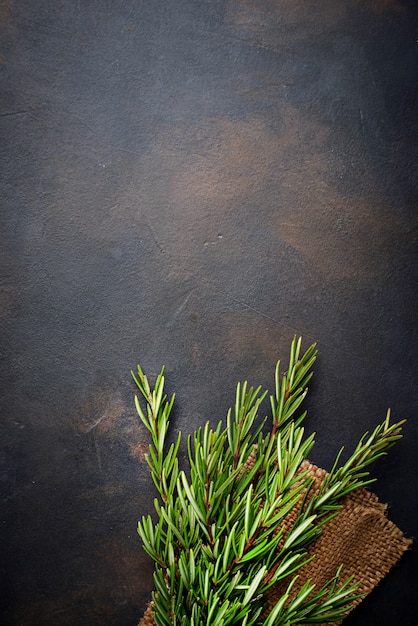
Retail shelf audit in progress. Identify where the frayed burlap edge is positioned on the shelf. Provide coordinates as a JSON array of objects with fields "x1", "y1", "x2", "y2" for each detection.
[
  {"x1": 138, "y1": 602, "x2": 155, "y2": 626},
  {"x1": 137, "y1": 461, "x2": 411, "y2": 626}
]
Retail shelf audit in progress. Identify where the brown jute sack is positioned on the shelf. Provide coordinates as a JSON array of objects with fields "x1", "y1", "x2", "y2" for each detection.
[{"x1": 138, "y1": 461, "x2": 411, "y2": 626}]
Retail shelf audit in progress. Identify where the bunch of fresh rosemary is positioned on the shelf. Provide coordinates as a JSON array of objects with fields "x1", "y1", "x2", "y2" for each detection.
[{"x1": 133, "y1": 338, "x2": 404, "y2": 625}]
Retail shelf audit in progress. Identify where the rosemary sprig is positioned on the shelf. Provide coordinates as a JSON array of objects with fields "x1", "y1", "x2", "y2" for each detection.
[{"x1": 133, "y1": 338, "x2": 404, "y2": 625}]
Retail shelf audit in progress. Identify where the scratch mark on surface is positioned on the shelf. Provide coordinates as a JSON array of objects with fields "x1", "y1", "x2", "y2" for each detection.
[
  {"x1": 178, "y1": 267, "x2": 293, "y2": 329},
  {"x1": 86, "y1": 413, "x2": 105, "y2": 432},
  {"x1": 47, "y1": 603, "x2": 85, "y2": 616},
  {"x1": 216, "y1": 289, "x2": 284, "y2": 326},
  {"x1": 0, "y1": 109, "x2": 38, "y2": 117},
  {"x1": 359, "y1": 108, "x2": 365, "y2": 142},
  {"x1": 62, "y1": 107, "x2": 144, "y2": 155},
  {"x1": 104, "y1": 143, "x2": 143, "y2": 156},
  {"x1": 173, "y1": 290, "x2": 195, "y2": 319}
]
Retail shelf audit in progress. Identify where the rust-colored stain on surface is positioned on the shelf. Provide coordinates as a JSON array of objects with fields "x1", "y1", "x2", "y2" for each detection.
[
  {"x1": 370, "y1": 0, "x2": 406, "y2": 13},
  {"x1": 225, "y1": 0, "x2": 346, "y2": 48},
  {"x1": 124, "y1": 106, "x2": 403, "y2": 285},
  {"x1": 73, "y1": 389, "x2": 127, "y2": 435},
  {"x1": 0, "y1": 1, "x2": 13, "y2": 24},
  {"x1": 129, "y1": 441, "x2": 150, "y2": 465}
]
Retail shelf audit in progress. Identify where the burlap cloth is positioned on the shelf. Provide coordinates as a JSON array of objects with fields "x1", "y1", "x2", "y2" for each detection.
[{"x1": 138, "y1": 461, "x2": 411, "y2": 626}]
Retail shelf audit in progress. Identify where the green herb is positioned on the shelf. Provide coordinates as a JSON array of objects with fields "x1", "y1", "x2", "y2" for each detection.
[{"x1": 133, "y1": 337, "x2": 404, "y2": 625}]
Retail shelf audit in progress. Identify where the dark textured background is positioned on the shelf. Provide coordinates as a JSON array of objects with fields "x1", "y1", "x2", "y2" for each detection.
[{"x1": 1, "y1": 1, "x2": 417, "y2": 624}]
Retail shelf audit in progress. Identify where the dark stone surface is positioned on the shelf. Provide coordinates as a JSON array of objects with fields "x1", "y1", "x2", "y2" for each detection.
[{"x1": 1, "y1": 1, "x2": 417, "y2": 624}]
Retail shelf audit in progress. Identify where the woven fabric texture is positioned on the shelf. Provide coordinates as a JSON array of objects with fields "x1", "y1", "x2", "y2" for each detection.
[{"x1": 137, "y1": 461, "x2": 410, "y2": 626}]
